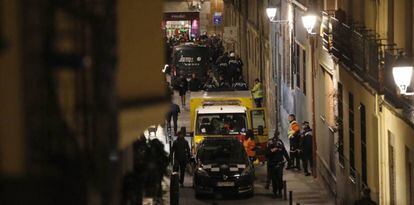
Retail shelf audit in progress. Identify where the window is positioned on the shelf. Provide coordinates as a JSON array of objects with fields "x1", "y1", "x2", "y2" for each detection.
[
  {"x1": 405, "y1": 0, "x2": 413, "y2": 55},
  {"x1": 196, "y1": 113, "x2": 247, "y2": 135},
  {"x1": 360, "y1": 103, "x2": 367, "y2": 185},
  {"x1": 295, "y1": 43, "x2": 300, "y2": 88},
  {"x1": 349, "y1": 92, "x2": 356, "y2": 178},
  {"x1": 337, "y1": 83, "x2": 344, "y2": 165},
  {"x1": 406, "y1": 147, "x2": 413, "y2": 205},
  {"x1": 387, "y1": 0, "x2": 394, "y2": 43},
  {"x1": 389, "y1": 132, "x2": 396, "y2": 205}
]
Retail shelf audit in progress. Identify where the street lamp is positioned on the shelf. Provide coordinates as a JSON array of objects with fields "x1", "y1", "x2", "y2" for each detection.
[
  {"x1": 392, "y1": 53, "x2": 414, "y2": 95},
  {"x1": 266, "y1": 7, "x2": 289, "y2": 23},
  {"x1": 302, "y1": 10, "x2": 317, "y2": 34},
  {"x1": 266, "y1": 7, "x2": 277, "y2": 21}
]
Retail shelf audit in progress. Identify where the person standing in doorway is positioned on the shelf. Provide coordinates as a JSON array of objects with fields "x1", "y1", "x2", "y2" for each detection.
[
  {"x1": 170, "y1": 131, "x2": 191, "y2": 187},
  {"x1": 287, "y1": 114, "x2": 301, "y2": 170},
  {"x1": 300, "y1": 121, "x2": 313, "y2": 176},
  {"x1": 251, "y1": 78, "x2": 264, "y2": 107}
]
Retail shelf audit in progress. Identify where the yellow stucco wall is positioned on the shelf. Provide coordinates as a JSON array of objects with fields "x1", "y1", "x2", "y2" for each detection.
[
  {"x1": 379, "y1": 105, "x2": 414, "y2": 205},
  {"x1": 338, "y1": 65, "x2": 380, "y2": 200}
]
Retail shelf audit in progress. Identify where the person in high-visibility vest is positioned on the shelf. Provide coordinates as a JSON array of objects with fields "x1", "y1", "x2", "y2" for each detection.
[
  {"x1": 287, "y1": 114, "x2": 301, "y2": 170},
  {"x1": 243, "y1": 130, "x2": 257, "y2": 163},
  {"x1": 251, "y1": 78, "x2": 264, "y2": 107}
]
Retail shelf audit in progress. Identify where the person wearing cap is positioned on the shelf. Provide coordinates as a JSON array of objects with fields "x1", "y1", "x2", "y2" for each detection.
[
  {"x1": 353, "y1": 188, "x2": 376, "y2": 205},
  {"x1": 300, "y1": 121, "x2": 313, "y2": 176}
]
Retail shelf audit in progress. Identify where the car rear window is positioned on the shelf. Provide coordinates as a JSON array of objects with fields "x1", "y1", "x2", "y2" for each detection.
[{"x1": 197, "y1": 140, "x2": 247, "y2": 164}]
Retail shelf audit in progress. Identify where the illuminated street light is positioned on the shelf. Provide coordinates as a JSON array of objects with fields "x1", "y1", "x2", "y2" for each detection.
[
  {"x1": 266, "y1": 7, "x2": 289, "y2": 23},
  {"x1": 392, "y1": 53, "x2": 414, "y2": 95},
  {"x1": 266, "y1": 7, "x2": 277, "y2": 21},
  {"x1": 302, "y1": 10, "x2": 317, "y2": 34}
]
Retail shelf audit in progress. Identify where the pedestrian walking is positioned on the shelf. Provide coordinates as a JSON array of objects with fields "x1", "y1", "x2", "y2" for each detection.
[
  {"x1": 243, "y1": 130, "x2": 256, "y2": 163},
  {"x1": 170, "y1": 131, "x2": 191, "y2": 187},
  {"x1": 188, "y1": 73, "x2": 202, "y2": 91},
  {"x1": 178, "y1": 77, "x2": 188, "y2": 107},
  {"x1": 266, "y1": 132, "x2": 290, "y2": 198},
  {"x1": 286, "y1": 114, "x2": 301, "y2": 170},
  {"x1": 251, "y1": 78, "x2": 264, "y2": 107},
  {"x1": 300, "y1": 121, "x2": 313, "y2": 176},
  {"x1": 166, "y1": 102, "x2": 180, "y2": 135},
  {"x1": 146, "y1": 139, "x2": 169, "y2": 202},
  {"x1": 353, "y1": 188, "x2": 377, "y2": 205}
]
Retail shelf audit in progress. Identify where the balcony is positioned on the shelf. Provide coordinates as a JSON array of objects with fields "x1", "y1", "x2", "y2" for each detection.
[{"x1": 324, "y1": 14, "x2": 414, "y2": 125}]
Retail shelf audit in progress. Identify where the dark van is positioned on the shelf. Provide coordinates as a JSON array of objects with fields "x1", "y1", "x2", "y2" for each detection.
[{"x1": 171, "y1": 43, "x2": 211, "y2": 89}]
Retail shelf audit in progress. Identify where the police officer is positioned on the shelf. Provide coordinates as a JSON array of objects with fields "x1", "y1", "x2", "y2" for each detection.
[
  {"x1": 227, "y1": 52, "x2": 242, "y2": 84},
  {"x1": 300, "y1": 121, "x2": 313, "y2": 176},
  {"x1": 266, "y1": 132, "x2": 290, "y2": 198}
]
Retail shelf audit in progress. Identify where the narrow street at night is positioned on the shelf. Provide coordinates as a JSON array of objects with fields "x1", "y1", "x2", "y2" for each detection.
[{"x1": 1, "y1": 0, "x2": 414, "y2": 205}]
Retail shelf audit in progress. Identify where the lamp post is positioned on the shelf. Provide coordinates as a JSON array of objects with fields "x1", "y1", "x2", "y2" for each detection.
[
  {"x1": 392, "y1": 53, "x2": 414, "y2": 95},
  {"x1": 266, "y1": 7, "x2": 289, "y2": 23}
]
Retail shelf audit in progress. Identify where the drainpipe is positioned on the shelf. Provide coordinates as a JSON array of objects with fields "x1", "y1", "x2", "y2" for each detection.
[{"x1": 310, "y1": 34, "x2": 317, "y2": 178}]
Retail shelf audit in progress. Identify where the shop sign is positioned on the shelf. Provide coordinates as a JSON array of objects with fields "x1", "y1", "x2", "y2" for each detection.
[
  {"x1": 164, "y1": 12, "x2": 200, "y2": 21},
  {"x1": 213, "y1": 12, "x2": 222, "y2": 25}
]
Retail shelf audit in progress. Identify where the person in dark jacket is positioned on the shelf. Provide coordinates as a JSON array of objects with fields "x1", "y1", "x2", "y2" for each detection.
[
  {"x1": 166, "y1": 102, "x2": 180, "y2": 135},
  {"x1": 188, "y1": 73, "x2": 202, "y2": 91},
  {"x1": 170, "y1": 131, "x2": 191, "y2": 187},
  {"x1": 353, "y1": 188, "x2": 377, "y2": 205},
  {"x1": 266, "y1": 132, "x2": 290, "y2": 197},
  {"x1": 132, "y1": 134, "x2": 149, "y2": 204},
  {"x1": 227, "y1": 52, "x2": 242, "y2": 84},
  {"x1": 300, "y1": 121, "x2": 313, "y2": 176},
  {"x1": 178, "y1": 77, "x2": 188, "y2": 107},
  {"x1": 232, "y1": 75, "x2": 248, "y2": 90}
]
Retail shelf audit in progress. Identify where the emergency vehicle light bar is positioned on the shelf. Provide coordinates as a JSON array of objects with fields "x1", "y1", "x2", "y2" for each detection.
[{"x1": 202, "y1": 100, "x2": 241, "y2": 106}]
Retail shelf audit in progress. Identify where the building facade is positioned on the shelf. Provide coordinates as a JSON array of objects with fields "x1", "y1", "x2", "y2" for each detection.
[{"x1": 222, "y1": 0, "x2": 414, "y2": 204}]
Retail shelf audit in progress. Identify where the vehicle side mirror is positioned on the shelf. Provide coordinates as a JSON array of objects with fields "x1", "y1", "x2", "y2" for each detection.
[{"x1": 258, "y1": 125, "x2": 264, "y2": 136}]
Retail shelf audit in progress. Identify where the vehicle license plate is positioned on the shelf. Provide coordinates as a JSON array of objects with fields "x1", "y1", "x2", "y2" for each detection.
[{"x1": 217, "y1": 181, "x2": 235, "y2": 187}]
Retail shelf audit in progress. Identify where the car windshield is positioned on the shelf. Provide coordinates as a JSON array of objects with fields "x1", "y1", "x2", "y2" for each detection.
[
  {"x1": 196, "y1": 113, "x2": 247, "y2": 135},
  {"x1": 197, "y1": 140, "x2": 247, "y2": 164}
]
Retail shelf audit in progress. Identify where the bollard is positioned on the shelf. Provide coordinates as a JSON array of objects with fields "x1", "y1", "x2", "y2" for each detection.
[
  {"x1": 283, "y1": 180, "x2": 287, "y2": 200},
  {"x1": 289, "y1": 191, "x2": 293, "y2": 205},
  {"x1": 170, "y1": 172, "x2": 180, "y2": 205}
]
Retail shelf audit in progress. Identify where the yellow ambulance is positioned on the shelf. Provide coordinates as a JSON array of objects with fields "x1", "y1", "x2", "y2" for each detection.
[{"x1": 189, "y1": 90, "x2": 268, "y2": 161}]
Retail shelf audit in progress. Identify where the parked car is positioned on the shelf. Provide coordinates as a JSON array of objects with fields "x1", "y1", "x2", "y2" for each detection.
[{"x1": 193, "y1": 138, "x2": 254, "y2": 198}]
